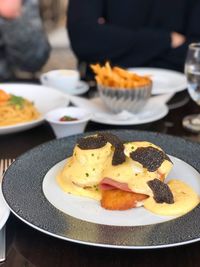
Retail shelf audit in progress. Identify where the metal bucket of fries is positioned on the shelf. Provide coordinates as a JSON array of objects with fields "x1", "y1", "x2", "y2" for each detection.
[
  {"x1": 98, "y1": 84, "x2": 152, "y2": 113},
  {"x1": 91, "y1": 62, "x2": 152, "y2": 113}
]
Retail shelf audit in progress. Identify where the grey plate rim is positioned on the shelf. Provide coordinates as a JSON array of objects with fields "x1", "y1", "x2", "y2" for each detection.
[{"x1": 2, "y1": 130, "x2": 200, "y2": 249}]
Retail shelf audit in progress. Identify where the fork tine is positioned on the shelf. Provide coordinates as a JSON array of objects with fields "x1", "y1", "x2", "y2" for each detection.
[
  {"x1": 4, "y1": 160, "x2": 7, "y2": 173},
  {"x1": 6, "y1": 159, "x2": 9, "y2": 168},
  {"x1": 0, "y1": 158, "x2": 15, "y2": 179},
  {"x1": 9, "y1": 158, "x2": 14, "y2": 166},
  {"x1": 0, "y1": 160, "x2": 3, "y2": 177},
  {"x1": 8, "y1": 159, "x2": 12, "y2": 166},
  {"x1": 3, "y1": 159, "x2": 7, "y2": 175},
  {"x1": 0, "y1": 159, "x2": 5, "y2": 177},
  {"x1": 0, "y1": 159, "x2": 5, "y2": 178}
]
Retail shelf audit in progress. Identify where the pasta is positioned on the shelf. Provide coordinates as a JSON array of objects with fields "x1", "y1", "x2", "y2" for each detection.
[{"x1": 0, "y1": 89, "x2": 40, "y2": 126}]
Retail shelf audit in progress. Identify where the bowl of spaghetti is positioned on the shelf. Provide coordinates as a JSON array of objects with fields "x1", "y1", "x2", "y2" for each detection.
[
  {"x1": 0, "y1": 84, "x2": 70, "y2": 135},
  {"x1": 0, "y1": 89, "x2": 40, "y2": 127}
]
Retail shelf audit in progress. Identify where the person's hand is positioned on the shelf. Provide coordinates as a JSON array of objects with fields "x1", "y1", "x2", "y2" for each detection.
[
  {"x1": 0, "y1": 0, "x2": 22, "y2": 19},
  {"x1": 171, "y1": 32, "x2": 186, "y2": 48}
]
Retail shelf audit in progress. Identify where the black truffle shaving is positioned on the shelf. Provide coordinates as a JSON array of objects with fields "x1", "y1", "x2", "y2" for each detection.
[
  {"x1": 77, "y1": 136, "x2": 107, "y2": 150},
  {"x1": 147, "y1": 179, "x2": 174, "y2": 204},
  {"x1": 98, "y1": 132, "x2": 126, "y2": 165},
  {"x1": 111, "y1": 145, "x2": 125, "y2": 165},
  {"x1": 130, "y1": 146, "x2": 171, "y2": 172},
  {"x1": 98, "y1": 132, "x2": 123, "y2": 147},
  {"x1": 77, "y1": 132, "x2": 126, "y2": 165}
]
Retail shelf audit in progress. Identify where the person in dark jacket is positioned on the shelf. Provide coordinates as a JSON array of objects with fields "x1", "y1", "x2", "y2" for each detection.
[
  {"x1": 67, "y1": 0, "x2": 200, "y2": 80},
  {"x1": 0, "y1": 0, "x2": 50, "y2": 80}
]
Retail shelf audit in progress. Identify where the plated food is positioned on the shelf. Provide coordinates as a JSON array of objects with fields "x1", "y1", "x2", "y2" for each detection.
[
  {"x1": 0, "y1": 84, "x2": 70, "y2": 135},
  {"x1": 57, "y1": 133, "x2": 199, "y2": 216},
  {"x1": 0, "y1": 89, "x2": 40, "y2": 126},
  {"x1": 90, "y1": 62, "x2": 152, "y2": 113},
  {"x1": 91, "y1": 62, "x2": 152, "y2": 89},
  {"x1": 3, "y1": 130, "x2": 200, "y2": 247}
]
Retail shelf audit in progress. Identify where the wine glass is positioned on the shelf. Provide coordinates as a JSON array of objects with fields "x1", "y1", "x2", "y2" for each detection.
[{"x1": 183, "y1": 43, "x2": 200, "y2": 132}]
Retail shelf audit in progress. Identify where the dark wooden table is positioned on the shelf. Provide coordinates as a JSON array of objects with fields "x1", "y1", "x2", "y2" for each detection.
[{"x1": 1, "y1": 91, "x2": 200, "y2": 267}]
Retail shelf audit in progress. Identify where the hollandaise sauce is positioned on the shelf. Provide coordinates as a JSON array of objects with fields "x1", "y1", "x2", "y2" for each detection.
[
  {"x1": 144, "y1": 179, "x2": 200, "y2": 216},
  {"x1": 57, "y1": 142, "x2": 112, "y2": 200}
]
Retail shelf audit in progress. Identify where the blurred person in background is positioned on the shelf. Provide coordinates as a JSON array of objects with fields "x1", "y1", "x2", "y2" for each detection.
[
  {"x1": 0, "y1": 0, "x2": 50, "y2": 80},
  {"x1": 67, "y1": 0, "x2": 200, "y2": 80}
]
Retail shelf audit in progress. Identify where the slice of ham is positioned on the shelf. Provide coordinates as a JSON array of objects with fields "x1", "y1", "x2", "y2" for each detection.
[
  {"x1": 157, "y1": 171, "x2": 165, "y2": 181},
  {"x1": 99, "y1": 177, "x2": 133, "y2": 192}
]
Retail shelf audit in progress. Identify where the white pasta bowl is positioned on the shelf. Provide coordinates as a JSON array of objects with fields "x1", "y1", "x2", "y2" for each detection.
[
  {"x1": 0, "y1": 83, "x2": 69, "y2": 135},
  {"x1": 45, "y1": 107, "x2": 92, "y2": 138}
]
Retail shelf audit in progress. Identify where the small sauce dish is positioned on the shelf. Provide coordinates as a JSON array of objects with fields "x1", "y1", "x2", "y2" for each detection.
[{"x1": 45, "y1": 107, "x2": 92, "y2": 138}]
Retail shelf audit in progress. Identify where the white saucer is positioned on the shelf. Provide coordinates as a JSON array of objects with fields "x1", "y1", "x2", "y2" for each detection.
[
  {"x1": 40, "y1": 77, "x2": 89, "y2": 96},
  {"x1": 0, "y1": 185, "x2": 10, "y2": 230},
  {"x1": 69, "y1": 94, "x2": 170, "y2": 126},
  {"x1": 71, "y1": 81, "x2": 89, "y2": 95},
  {"x1": 90, "y1": 97, "x2": 168, "y2": 125}
]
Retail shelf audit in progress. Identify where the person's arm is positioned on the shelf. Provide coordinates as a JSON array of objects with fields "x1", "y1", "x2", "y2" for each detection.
[
  {"x1": 0, "y1": 0, "x2": 50, "y2": 72},
  {"x1": 155, "y1": 0, "x2": 200, "y2": 72},
  {"x1": 67, "y1": 0, "x2": 171, "y2": 66}
]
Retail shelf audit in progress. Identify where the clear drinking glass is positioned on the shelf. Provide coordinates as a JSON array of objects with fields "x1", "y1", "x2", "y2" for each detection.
[{"x1": 183, "y1": 43, "x2": 200, "y2": 132}]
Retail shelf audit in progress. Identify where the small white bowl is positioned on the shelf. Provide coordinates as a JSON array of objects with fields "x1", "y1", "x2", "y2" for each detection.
[{"x1": 45, "y1": 107, "x2": 92, "y2": 138}]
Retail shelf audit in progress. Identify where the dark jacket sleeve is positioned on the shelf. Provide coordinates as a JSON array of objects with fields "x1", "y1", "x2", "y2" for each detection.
[
  {"x1": 67, "y1": 0, "x2": 171, "y2": 67},
  {"x1": 0, "y1": 0, "x2": 50, "y2": 72},
  {"x1": 155, "y1": 0, "x2": 200, "y2": 72}
]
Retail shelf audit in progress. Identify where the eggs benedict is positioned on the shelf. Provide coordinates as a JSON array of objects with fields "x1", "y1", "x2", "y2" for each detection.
[{"x1": 57, "y1": 132, "x2": 199, "y2": 216}]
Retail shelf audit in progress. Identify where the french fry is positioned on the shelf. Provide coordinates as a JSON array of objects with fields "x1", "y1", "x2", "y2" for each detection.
[{"x1": 90, "y1": 62, "x2": 152, "y2": 89}]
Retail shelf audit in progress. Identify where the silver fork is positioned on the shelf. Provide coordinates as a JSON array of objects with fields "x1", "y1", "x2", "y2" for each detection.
[{"x1": 0, "y1": 158, "x2": 15, "y2": 262}]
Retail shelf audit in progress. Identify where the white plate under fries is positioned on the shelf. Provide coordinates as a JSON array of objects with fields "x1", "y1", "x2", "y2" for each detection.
[
  {"x1": 0, "y1": 83, "x2": 69, "y2": 135},
  {"x1": 2, "y1": 130, "x2": 200, "y2": 249},
  {"x1": 90, "y1": 97, "x2": 168, "y2": 125},
  {"x1": 128, "y1": 68, "x2": 187, "y2": 95},
  {"x1": 69, "y1": 94, "x2": 171, "y2": 126}
]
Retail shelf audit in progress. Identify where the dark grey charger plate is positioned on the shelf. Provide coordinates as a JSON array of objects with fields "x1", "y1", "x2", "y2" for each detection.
[{"x1": 2, "y1": 130, "x2": 200, "y2": 249}]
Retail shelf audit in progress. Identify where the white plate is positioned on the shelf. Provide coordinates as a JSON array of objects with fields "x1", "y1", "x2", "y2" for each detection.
[
  {"x1": 128, "y1": 67, "x2": 187, "y2": 95},
  {"x1": 0, "y1": 83, "x2": 70, "y2": 135},
  {"x1": 69, "y1": 94, "x2": 170, "y2": 126},
  {"x1": 90, "y1": 97, "x2": 168, "y2": 125},
  {"x1": 43, "y1": 155, "x2": 200, "y2": 227},
  {"x1": 0, "y1": 185, "x2": 9, "y2": 230}
]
